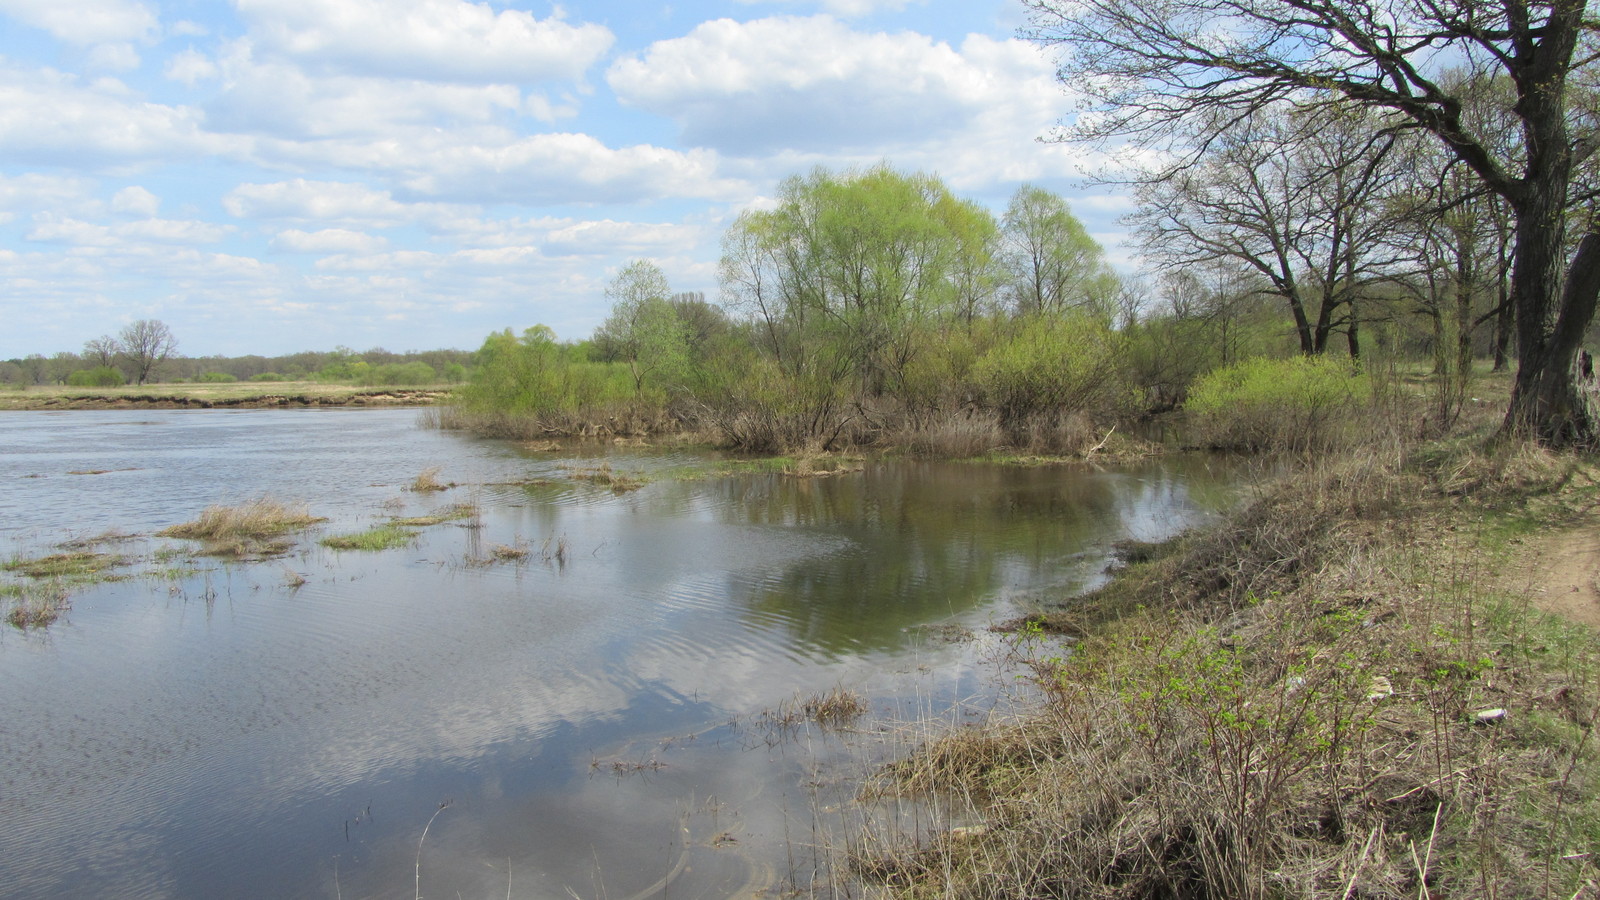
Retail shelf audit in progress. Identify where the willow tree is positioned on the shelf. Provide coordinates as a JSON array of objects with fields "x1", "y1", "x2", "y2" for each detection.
[
  {"x1": 1025, "y1": 0, "x2": 1600, "y2": 445},
  {"x1": 721, "y1": 165, "x2": 997, "y2": 399}
]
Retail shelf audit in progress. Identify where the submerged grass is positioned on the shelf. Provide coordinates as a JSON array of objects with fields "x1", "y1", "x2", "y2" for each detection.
[
  {"x1": 562, "y1": 461, "x2": 648, "y2": 492},
  {"x1": 388, "y1": 502, "x2": 479, "y2": 527},
  {"x1": 3, "y1": 550, "x2": 130, "y2": 580},
  {"x1": 320, "y1": 525, "x2": 417, "y2": 552},
  {"x1": 846, "y1": 436, "x2": 1600, "y2": 900},
  {"x1": 4, "y1": 580, "x2": 71, "y2": 629}
]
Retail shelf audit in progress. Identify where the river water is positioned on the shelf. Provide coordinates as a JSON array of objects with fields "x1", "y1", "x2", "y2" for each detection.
[{"x1": 0, "y1": 409, "x2": 1240, "y2": 899}]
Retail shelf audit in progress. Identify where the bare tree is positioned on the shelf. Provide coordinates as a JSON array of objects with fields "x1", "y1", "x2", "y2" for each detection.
[
  {"x1": 1131, "y1": 104, "x2": 1415, "y2": 357},
  {"x1": 118, "y1": 319, "x2": 178, "y2": 385},
  {"x1": 83, "y1": 335, "x2": 119, "y2": 369},
  {"x1": 1026, "y1": 0, "x2": 1600, "y2": 445}
]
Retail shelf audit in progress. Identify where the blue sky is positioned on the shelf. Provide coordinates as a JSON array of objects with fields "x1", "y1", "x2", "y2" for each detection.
[{"x1": 0, "y1": 0, "x2": 1134, "y2": 358}]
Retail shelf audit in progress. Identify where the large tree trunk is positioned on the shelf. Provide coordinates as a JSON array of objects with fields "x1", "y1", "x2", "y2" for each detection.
[{"x1": 1504, "y1": 228, "x2": 1600, "y2": 446}]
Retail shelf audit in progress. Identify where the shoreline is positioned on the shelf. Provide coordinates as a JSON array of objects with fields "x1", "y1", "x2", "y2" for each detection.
[{"x1": 0, "y1": 386, "x2": 450, "y2": 411}]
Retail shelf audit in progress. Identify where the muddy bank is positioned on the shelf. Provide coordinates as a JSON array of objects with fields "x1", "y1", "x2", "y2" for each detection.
[{"x1": 3, "y1": 389, "x2": 450, "y2": 410}]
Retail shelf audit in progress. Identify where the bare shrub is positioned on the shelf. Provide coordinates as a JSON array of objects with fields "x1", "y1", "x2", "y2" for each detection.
[{"x1": 896, "y1": 410, "x2": 1006, "y2": 458}]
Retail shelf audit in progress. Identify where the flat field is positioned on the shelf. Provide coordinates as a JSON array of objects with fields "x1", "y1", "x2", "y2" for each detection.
[{"x1": 0, "y1": 381, "x2": 451, "y2": 410}]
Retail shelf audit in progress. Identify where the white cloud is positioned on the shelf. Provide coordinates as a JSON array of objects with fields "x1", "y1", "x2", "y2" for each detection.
[
  {"x1": 26, "y1": 214, "x2": 230, "y2": 245},
  {"x1": 271, "y1": 228, "x2": 389, "y2": 254},
  {"x1": 395, "y1": 132, "x2": 745, "y2": 205},
  {"x1": 164, "y1": 48, "x2": 218, "y2": 85},
  {"x1": 609, "y1": 16, "x2": 1019, "y2": 156},
  {"x1": 736, "y1": 0, "x2": 920, "y2": 15},
  {"x1": 0, "y1": 0, "x2": 157, "y2": 45},
  {"x1": 86, "y1": 42, "x2": 141, "y2": 71},
  {"x1": 0, "y1": 173, "x2": 95, "y2": 214},
  {"x1": 203, "y1": 53, "x2": 528, "y2": 138},
  {"x1": 202, "y1": 51, "x2": 525, "y2": 138},
  {"x1": 111, "y1": 185, "x2": 160, "y2": 216},
  {"x1": 223, "y1": 180, "x2": 419, "y2": 227},
  {"x1": 0, "y1": 64, "x2": 234, "y2": 168},
  {"x1": 233, "y1": 0, "x2": 614, "y2": 83}
]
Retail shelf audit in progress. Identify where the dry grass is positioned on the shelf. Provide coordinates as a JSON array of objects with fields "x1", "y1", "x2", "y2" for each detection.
[
  {"x1": 157, "y1": 497, "x2": 325, "y2": 559},
  {"x1": 805, "y1": 686, "x2": 868, "y2": 727},
  {"x1": 847, "y1": 438, "x2": 1600, "y2": 899},
  {"x1": 407, "y1": 466, "x2": 451, "y2": 493},
  {"x1": 562, "y1": 462, "x2": 647, "y2": 492}
]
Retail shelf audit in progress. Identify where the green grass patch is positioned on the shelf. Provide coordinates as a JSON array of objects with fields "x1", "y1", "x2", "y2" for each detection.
[
  {"x1": 3, "y1": 551, "x2": 130, "y2": 580},
  {"x1": 320, "y1": 525, "x2": 417, "y2": 552}
]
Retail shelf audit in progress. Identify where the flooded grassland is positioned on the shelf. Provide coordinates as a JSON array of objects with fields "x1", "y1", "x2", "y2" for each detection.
[{"x1": 0, "y1": 409, "x2": 1242, "y2": 899}]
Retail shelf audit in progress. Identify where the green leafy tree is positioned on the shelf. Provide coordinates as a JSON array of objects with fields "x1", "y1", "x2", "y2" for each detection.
[
  {"x1": 1001, "y1": 185, "x2": 1119, "y2": 320},
  {"x1": 597, "y1": 260, "x2": 691, "y2": 396}
]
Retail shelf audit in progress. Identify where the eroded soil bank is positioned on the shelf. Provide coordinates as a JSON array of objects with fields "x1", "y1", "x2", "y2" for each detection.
[{"x1": 0, "y1": 387, "x2": 448, "y2": 410}]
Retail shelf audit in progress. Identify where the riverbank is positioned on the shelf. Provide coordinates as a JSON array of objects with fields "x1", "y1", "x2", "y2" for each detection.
[
  {"x1": 0, "y1": 382, "x2": 451, "y2": 410},
  {"x1": 853, "y1": 432, "x2": 1600, "y2": 898}
]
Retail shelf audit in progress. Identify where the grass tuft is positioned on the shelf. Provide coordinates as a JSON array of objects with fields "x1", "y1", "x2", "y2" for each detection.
[
  {"x1": 159, "y1": 498, "x2": 325, "y2": 541},
  {"x1": 5, "y1": 581, "x2": 71, "y2": 629},
  {"x1": 563, "y1": 462, "x2": 647, "y2": 492},
  {"x1": 407, "y1": 466, "x2": 451, "y2": 493}
]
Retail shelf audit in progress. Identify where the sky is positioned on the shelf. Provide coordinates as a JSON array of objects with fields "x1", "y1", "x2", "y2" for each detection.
[{"x1": 0, "y1": 0, "x2": 1133, "y2": 358}]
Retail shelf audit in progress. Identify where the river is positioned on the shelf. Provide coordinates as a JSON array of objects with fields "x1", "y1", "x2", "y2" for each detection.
[{"x1": 0, "y1": 409, "x2": 1240, "y2": 899}]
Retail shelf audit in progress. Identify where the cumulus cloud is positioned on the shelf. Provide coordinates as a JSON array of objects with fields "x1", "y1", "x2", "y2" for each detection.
[
  {"x1": 608, "y1": 16, "x2": 1053, "y2": 157},
  {"x1": 270, "y1": 228, "x2": 389, "y2": 254},
  {"x1": 202, "y1": 52, "x2": 525, "y2": 139},
  {"x1": 111, "y1": 185, "x2": 160, "y2": 215},
  {"x1": 391, "y1": 132, "x2": 746, "y2": 205},
  {"x1": 0, "y1": 0, "x2": 157, "y2": 45},
  {"x1": 0, "y1": 173, "x2": 95, "y2": 214},
  {"x1": 163, "y1": 48, "x2": 218, "y2": 85},
  {"x1": 26, "y1": 214, "x2": 231, "y2": 245},
  {"x1": 85, "y1": 42, "x2": 141, "y2": 71},
  {"x1": 0, "y1": 64, "x2": 234, "y2": 168},
  {"x1": 224, "y1": 180, "x2": 422, "y2": 227},
  {"x1": 233, "y1": 0, "x2": 614, "y2": 83},
  {"x1": 735, "y1": 0, "x2": 920, "y2": 16}
]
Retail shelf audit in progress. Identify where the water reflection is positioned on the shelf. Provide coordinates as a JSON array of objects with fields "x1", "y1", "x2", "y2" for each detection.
[{"x1": 0, "y1": 411, "x2": 1243, "y2": 899}]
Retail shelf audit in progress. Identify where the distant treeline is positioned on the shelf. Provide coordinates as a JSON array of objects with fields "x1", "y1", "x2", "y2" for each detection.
[{"x1": 1, "y1": 346, "x2": 475, "y2": 389}]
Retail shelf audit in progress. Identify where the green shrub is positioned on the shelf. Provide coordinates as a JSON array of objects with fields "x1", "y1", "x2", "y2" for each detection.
[
  {"x1": 65, "y1": 366, "x2": 126, "y2": 387},
  {"x1": 196, "y1": 372, "x2": 237, "y2": 383},
  {"x1": 249, "y1": 372, "x2": 284, "y2": 382},
  {"x1": 1185, "y1": 355, "x2": 1370, "y2": 452},
  {"x1": 972, "y1": 314, "x2": 1121, "y2": 445}
]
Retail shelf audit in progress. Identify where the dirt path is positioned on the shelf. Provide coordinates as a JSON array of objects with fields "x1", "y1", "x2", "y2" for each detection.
[{"x1": 1522, "y1": 528, "x2": 1600, "y2": 630}]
